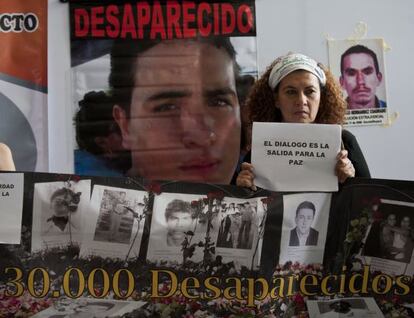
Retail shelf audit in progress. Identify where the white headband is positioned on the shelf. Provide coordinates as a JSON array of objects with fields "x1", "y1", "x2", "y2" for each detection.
[{"x1": 268, "y1": 53, "x2": 326, "y2": 90}]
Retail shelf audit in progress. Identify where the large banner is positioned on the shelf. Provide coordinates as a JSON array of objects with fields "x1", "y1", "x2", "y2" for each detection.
[
  {"x1": 0, "y1": 0, "x2": 48, "y2": 171},
  {"x1": 1, "y1": 172, "x2": 414, "y2": 316},
  {"x1": 69, "y1": 0, "x2": 258, "y2": 183}
]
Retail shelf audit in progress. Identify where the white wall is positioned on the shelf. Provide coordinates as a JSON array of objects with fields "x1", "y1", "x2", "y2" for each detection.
[{"x1": 48, "y1": 0, "x2": 414, "y2": 180}]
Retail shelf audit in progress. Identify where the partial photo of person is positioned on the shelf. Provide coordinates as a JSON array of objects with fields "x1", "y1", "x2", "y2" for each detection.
[
  {"x1": 0, "y1": 143, "x2": 15, "y2": 171},
  {"x1": 31, "y1": 180, "x2": 91, "y2": 252},
  {"x1": 31, "y1": 297, "x2": 145, "y2": 318},
  {"x1": 47, "y1": 301, "x2": 114, "y2": 318},
  {"x1": 380, "y1": 214, "x2": 414, "y2": 263},
  {"x1": 93, "y1": 190, "x2": 134, "y2": 244},
  {"x1": 380, "y1": 213, "x2": 397, "y2": 259},
  {"x1": 307, "y1": 297, "x2": 384, "y2": 318},
  {"x1": 392, "y1": 216, "x2": 414, "y2": 263},
  {"x1": 364, "y1": 209, "x2": 414, "y2": 264},
  {"x1": 74, "y1": 91, "x2": 131, "y2": 177},
  {"x1": 237, "y1": 202, "x2": 255, "y2": 249},
  {"x1": 216, "y1": 204, "x2": 233, "y2": 248},
  {"x1": 165, "y1": 199, "x2": 196, "y2": 247},
  {"x1": 44, "y1": 187, "x2": 82, "y2": 234},
  {"x1": 339, "y1": 44, "x2": 386, "y2": 109},
  {"x1": 289, "y1": 201, "x2": 319, "y2": 247}
]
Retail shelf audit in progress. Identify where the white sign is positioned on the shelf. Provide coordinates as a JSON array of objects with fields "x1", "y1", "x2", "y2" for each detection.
[
  {"x1": 0, "y1": 173, "x2": 24, "y2": 244},
  {"x1": 252, "y1": 122, "x2": 341, "y2": 192},
  {"x1": 306, "y1": 297, "x2": 384, "y2": 318}
]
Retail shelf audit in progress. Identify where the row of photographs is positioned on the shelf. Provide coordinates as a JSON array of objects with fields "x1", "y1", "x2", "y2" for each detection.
[
  {"x1": 6, "y1": 174, "x2": 414, "y2": 275},
  {"x1": 30, "y1": 180, "x2": 333, "y2": 268}
]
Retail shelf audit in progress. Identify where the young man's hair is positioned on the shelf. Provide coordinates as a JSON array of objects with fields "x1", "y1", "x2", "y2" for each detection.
[
  {"x1": 109, "y1": 37, "x2": 240, "y2": 116},
  {"x1": 75, "y1": 91, "x2": 118, "y2": 155},
  {"x1": 295, "y1": 201, "x2": 316, "y2": 217},
  {"x1": 165, "y1": 199, "x2": 192, "y2": 220},
  {"x1": 340, "y1": 44, "x2": 380, "y2": 75}
]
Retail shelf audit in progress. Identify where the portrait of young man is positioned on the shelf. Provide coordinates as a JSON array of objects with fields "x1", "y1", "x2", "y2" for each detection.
[
  {"x1": 289, "y1": 201, "x2": 319, "y2": 247},
  {"x1": 339, "y1": 44, "x2": 386, "y2": 110},
  {"x1": 164, "y1": 199, "x2": 196, "y2": 247},
  {"x1": 110, "y1": 37, "x2": 242, "y2": 185}
]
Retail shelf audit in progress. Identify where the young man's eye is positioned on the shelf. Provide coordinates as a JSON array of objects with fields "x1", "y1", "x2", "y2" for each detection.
[
  {"x1": 345, "y1": 69, "x2": 356, "y2": 76},
  {"x1": 152, "y1": 103, "x2": 179, "y2": 113},
  {"x1": 363, "y1": 68, "x2": 374, "y2": 75},
  {"x1": 208, "y1": 97, "x2": 232, "y2": 108}
]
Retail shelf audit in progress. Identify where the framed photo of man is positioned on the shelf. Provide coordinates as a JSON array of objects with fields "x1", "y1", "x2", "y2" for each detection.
[
  {"x1": 278, "y1": 193, "x2": 332, "y2": 265},
  {"x1": 328, "y1": 38, "x2": 389, "y2": 126},
  {"x1": 359, "y1": 199, "x2": 414, "y2": 276}
]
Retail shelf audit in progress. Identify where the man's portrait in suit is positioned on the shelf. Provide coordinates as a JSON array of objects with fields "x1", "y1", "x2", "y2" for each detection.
[{"x1": 289, "y1": 201, "x2": 319, "y2": 246}]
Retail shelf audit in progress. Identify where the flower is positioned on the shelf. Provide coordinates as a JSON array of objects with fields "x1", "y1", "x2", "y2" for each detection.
[
  {"x1": 206, "y1": 191, "x2": 224, "y2": 201},
  {"x1": 145, "y1": 181, "x2": 162, "y2": 195}
]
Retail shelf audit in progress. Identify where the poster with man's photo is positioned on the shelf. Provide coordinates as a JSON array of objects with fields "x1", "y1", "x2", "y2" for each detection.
[
  {"x1": 69, "y1": 1, "x2": 258, "y2": 183},
  {"x1": 80, "y1": 185, "x2": 148, "y2": 260},
  {"x1": 147, "y1": 192, "x2": 266, "y2": 268},
  {"x1": 359, "y1": 199, "x2": 414, "y2": 276},
  {"x1": 278, "y1": 193, "x2": 331, "y2": 265},
  {"x1": 328, "y1": 38, "x2": 389, "y2": 126},
  {"x1": 31, "y1": 180, "x2": 91, "y2": 252},
  {"x1": 0, "y1": 0, "x2": 48, "y2": 171}
]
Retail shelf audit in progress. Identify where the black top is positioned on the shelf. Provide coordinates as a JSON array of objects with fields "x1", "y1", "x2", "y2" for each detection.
[
  {"x1": 341, "y1": 129, "x2": 370, "y2": 178},
  {"x1": 238, "y1": 129, "x2": 370, "y2": 180}
]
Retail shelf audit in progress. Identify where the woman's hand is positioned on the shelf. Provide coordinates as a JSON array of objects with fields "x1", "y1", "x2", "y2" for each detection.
[
  {"x1": 236, "y1": 162, "x2": 257, "y2": 191},
  {"x1": 0, "y1": 143, "x2": 16, "y2": 171},
  {"x1": 335, "y1": 149, "x2": 355, "y2": 183}
]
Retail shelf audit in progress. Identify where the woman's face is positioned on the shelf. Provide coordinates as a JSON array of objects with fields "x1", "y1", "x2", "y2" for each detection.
[{"x1": 275, "y1": 70, "x2": 321, "y2": 123}]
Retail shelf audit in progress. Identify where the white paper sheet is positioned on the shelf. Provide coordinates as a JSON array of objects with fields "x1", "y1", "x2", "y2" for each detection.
[
  {"x1": 0, "y1": 173, "x2": 24, "y2": 244},
  {"x1": 306, "y1": 297, "x2": 384, "y2": 318},
  {"x1": 252, "y1": 122, "x2": 341, "y2": 191}
]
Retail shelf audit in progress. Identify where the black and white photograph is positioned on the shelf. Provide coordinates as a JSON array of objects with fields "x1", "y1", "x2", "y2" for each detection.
[
  {"x1": 306, "y1": 297, "x2": 384, "y2": 318},
  {"x1": 278, "y1": 193, "x2": 331, "y2": 265},
  {"x1": 147, "y1": 192, "x2": 265, "y2": 268},
  {"x1": 147, "y1": 192, "x2": 215, "y2": 264},
  {"x1": 360, "y1": 199, "x2": 414, "y2": 275},
  {"x1": 212, "y1": 197, "x2": 266, "y2": 268},
  {"x1": 80, "y1": 185, "x2": 147, "y2": 260},
  {"x1": 31, "y1": 180, "x2": 91, "y2": 252},
  {"x1": 328, "y1": 38, "x2": 389, "y2": 126},
  {"x1": 31, "y1": 297, "x2": 146, "y2": 318}
]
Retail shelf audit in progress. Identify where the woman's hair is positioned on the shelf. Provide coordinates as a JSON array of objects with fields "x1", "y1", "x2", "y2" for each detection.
[{"x1": 244, "y1": 59, "x2": 346, "y2": 145}]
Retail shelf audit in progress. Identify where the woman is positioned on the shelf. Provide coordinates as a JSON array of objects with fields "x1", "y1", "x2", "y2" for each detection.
[
  {"x1": 236, "y1": 53, "x2": 370, "y2": 190},
  {"x1": 0, "y1": 143, "x2": 15, "y2": 171}
]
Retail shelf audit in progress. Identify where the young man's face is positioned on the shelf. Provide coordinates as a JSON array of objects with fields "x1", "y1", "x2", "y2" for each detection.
[
  {"x1": 401, "y1": 216, "x2": 410, "y2": 229},
  {"x1": 295, "y1": 208, "x2": 314, "y2": 235},
  {"x1": 340, "y1": 52, "x2": 382, "y2": 109},
  {"x1": 51, "y1": 194, "x2": 70, "y2": 217},
  {"x1": 166, "y1": 211, "x2": 194, "y2": 242},
  {"x1": 115, "y1": 40, "x2": 241, "y2": 184},
  {"x1": 387, "y1": 214, "x2": 396, "y2": 226}
]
